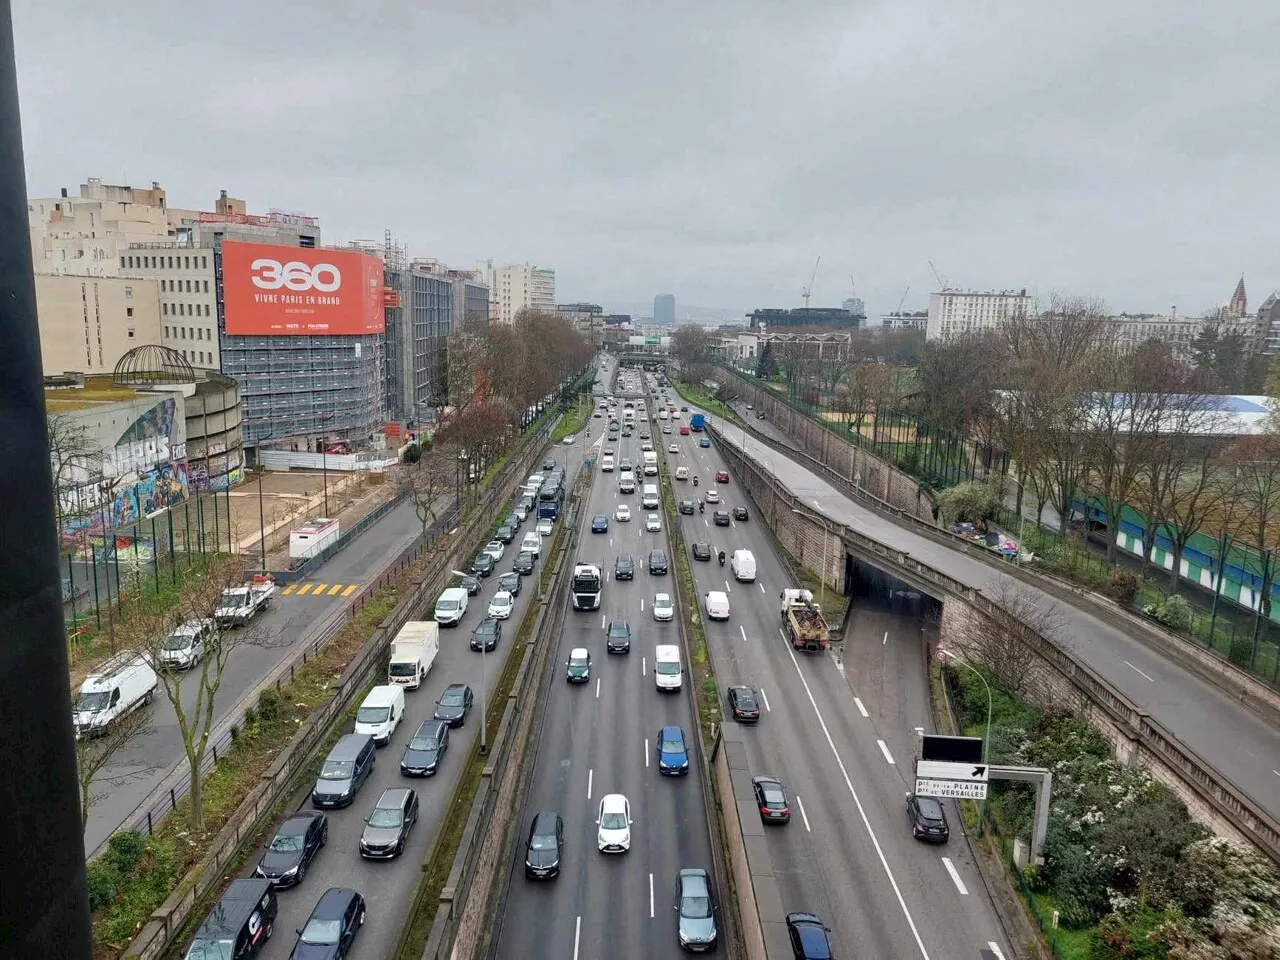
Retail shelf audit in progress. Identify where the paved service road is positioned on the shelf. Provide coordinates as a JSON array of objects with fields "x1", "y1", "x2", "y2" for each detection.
[
  {"x1": 236, "y1": 441, "x2": 584, "y2": 960},
  {"x1": 661, "y1": 388, "x2": 1009, "y2": 960},
  {"x1": 495, "y1": 382, "x2": 716, "y2": 959},
  {"x1": 700, "y1": 405, "x2": 1280, "y2": 826}
]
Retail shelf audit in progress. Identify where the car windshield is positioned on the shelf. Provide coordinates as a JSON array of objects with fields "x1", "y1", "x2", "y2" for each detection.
[
  {"x1": 609, "y1": 624, "x2": 627, "y2": 637},
  {"x1": 184, "y1": 938, "x2": 234, "y2": 960},
  {"x1": 662, "y1": 737, "x2": 684, "y2": 753},
  {"x1": 436, "y1": 599, "x2": 458, "y2": 611},
  {"x1": 681, "y1": 895, "x2": 712, "y2": 919},
  {"x1": 476, "y1": 622, "x2": 496, "y2": 635},
  {"x1": 530, "y1": 832, "x2": 557, "y2": 850},
  {"x1": 737, "y1": 690, "x2": 756, "y2": 707},
  {"x1": 600, "y1": 810, "x2": 627, "y2": 829},
  {"x1": 76, "y1": 691, "x2": 109, "y2": 712},
  {"x1": 269, "y1": 831, "x2": 305, "y2": 852},
  {"x1": 162, "y1": 632, "x2": 193, "y2": 650},
  {"x1": 441, "y1": 692, "x2": 464, "y2": 706},
  {"x1": 369, "y1": 807, "x2": 404, "y2": 828},
  {"x1": 410, "y1": 736, "x2": 438, "y2": 751},
  {"x1": 492, "y1": 596, "x2": 510, "y2": 608},
  {"x1": 299, "y1": 918, "x2": 342, "y2": 945},
  {"x1": 656, "y1": 597, "x2": 670, "y2": 608},
  {"x1": 569, "y1": 657, "x2": 588, "y2": 668},
  {"x1": 319, "y1": 760, "x2": 353, "y2": 780},
  {"x1": 357, "y1": 706, "x2": 390, "y2": 724},
  {"x1": 656, "y1": 661, "x2": 680, "y2": 675}
]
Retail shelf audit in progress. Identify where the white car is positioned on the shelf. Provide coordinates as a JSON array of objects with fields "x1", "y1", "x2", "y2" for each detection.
[
  {"x1": 563, "y1": 434, "x2": 576, "y2": 445},
  {"x1": 668, "y1": 443, "x2": 680, "y2": 454},
  {"x1": 483, "y1": 540, "x2": 505, "y2": 562},
  {"x1": 705, "y1": 489, "x2": 720, "y2": 504},
  {"x1": 596, "y1": 793, "x2": 632, "y2": 853},
  {"x1": 675, "y1": 466, "x2": 688, "y2": 480},
  {"x1": 641, "y1": 441, "x2": 654, "y2": 452},
  {"x1": 615, "y1": 504, "x2": 632, "y2": 522},
  {"x1": 536, "y1": 519, "x2": 554, "y2": 537},
  {"x1": 653, "y1": 593, "x2": 674, "y2": 622},
  {"x1": 488, "y1": 590, "x2": 515, "y2": 620},
  {"x1": 646, "y1": 514, "x2": 662, "y2": 532},
  {"x1": 521, "y1": 531, "x2": 543, "y2": 558}
]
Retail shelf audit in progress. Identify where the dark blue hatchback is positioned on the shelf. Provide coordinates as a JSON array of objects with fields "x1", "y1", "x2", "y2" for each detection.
[
  {"x1": 289, "y1": 887, "x2": 365, "y2": 960},
  {"x1": 657, "y1": 725, "x2": 689, "y2": 775},
  {"x1": 591, "y1": 515, "x2": 609, "y2": 533}
]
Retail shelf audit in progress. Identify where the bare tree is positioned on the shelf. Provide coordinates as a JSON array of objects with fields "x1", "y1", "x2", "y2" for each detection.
[
  {"x1": 395, "y1": 443, "x2": 455, "y2": 541},
  {"x1": 76, "y1": 708, "x2": 159, "y2": 833},
  {"x1": 47, "y1": 413, "x2": 103, "y2": 547},
  {"x1": 122, "y1": 556, "x2": 284, "y2": 833},
  {"x1": 961, "y1": 579, "x2": 1070, "y2": 694},
  {"x1": 1223, "y1": 432, "x2": 1280, "y2": 618}
]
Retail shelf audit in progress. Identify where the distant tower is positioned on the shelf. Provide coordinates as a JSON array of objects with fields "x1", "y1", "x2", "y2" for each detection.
[
  {"x1": 1229, "y1": 276, "x2": 1248, "y2": 317},
  {"x1": 653, "y1": 294, "x2": 675, "y2": 325}
]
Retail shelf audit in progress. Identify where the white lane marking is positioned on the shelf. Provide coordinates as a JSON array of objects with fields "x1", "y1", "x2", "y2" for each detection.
[
  {"x1": 877, "y1": 740, "x2": 896, "y2": 764},
  {"x1": 779, "y1": 628, "x2": 787, "y2": 640},
  {"x1": 596, "y1": 677, "x2": 601, "y2": 698},
  {"x1": 783, "y1": 645, "x2": 931, "y2": 960},
  {"x1": 573, "y1": 916, "x2": 581, "y2": 960},
  {"x1": 610, "y1": 538, "x2": 613, "y2": 546},
  {"x1": 760, "y1": 687, "x2": 771, "y2": 712},
  {"x1": 644, "y1": 739, "x2": 649, "y2": 767},
  {"x1": 812, "y1": 499, "x2": 821, "y2": 508},
  {"x1": 642, "y1": 656, "x2": 647, "y2": 676},
  {"x1": 587, "y1": 768, "x2": 593, "y2": 799},
  {"x1": 854, "y1": 697, "x2": 869, "y2": 718},
  {"x1": 759, "y1": 581, "x2": 766, "y2": 593},
  {"x1": 704, "y1": 518, "x2": 709, "y2": 528},
  {"x1": 1124, "y1": 660, "x2": 1155, "y2": 682},
  {"x1": 1274, "y1": 769, "x2": 1280, "y2": 779},
  {"x1": 640, "y1": 598, "x2": 645, "y2": 611},
  {"x1": 601, "y1": 614, "x2": 606, "y2": 629},
  {"x1": 942, "y1": 857, "x2": 969, "y2": 895},
  {"x1": 649, "y1": 873, "x2": 655, "y2": 918},
  {"x1": 725, "y1": 580, "x2": 732, "y2": 593},
  {"x1": 883, "y1": 631, "x2": 889, "y2": 646},
  {"x1": 740, "y1": 625, "x2": 748, "y2": 643},
  {"x1": 796, "y1": 794, "x2": 811, "y2": 831},
  {"x1": 987, "y1": 942, "x2": 1006, "y2": 960}
]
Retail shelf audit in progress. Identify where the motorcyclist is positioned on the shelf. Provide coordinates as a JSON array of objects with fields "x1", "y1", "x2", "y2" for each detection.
[
  {"x1": 698, "y1": 500, "x2": 705, "y2": 514},
  {"x1": 693, "y1": 475, "x2": 699, "y2": 487},
  {"x1": 718, "y1": 550, "x2": 726, "y2": 566}
]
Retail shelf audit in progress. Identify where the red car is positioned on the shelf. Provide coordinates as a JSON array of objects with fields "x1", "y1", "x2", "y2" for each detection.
[
  {"x1": 715, "y1": 470, "x2": 730, "y2": 484},
  {"x1": 680, "y1": 425, "x2": 690, "y2": 436}
]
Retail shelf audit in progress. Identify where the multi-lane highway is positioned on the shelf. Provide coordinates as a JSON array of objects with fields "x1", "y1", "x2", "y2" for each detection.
[
  {"x1": 702, "y1": 401, "x2": 1280, "y2": 825},
  {"x1": 494, "y1": 372, "x2": 717, "y2": 959},
  {"x1": 233, "y1": 439, "x2": 587, "y2": 960},
  {"x1": 655, "y1": 381, "x2": 1010, "y2": 959}
]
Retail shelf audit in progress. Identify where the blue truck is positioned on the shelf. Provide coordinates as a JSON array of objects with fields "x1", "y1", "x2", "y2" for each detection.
[{"x1": 689, "y1": 413, "x2": 706, "y2": 432}]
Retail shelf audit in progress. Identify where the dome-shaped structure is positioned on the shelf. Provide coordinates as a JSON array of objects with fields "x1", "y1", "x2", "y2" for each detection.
[{"x1": 112, "y1": 345, "x2": 196, "y2": 387}]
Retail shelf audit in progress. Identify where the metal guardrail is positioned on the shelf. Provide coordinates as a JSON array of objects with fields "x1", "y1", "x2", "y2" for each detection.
[{"x1": 709, "y1": 421, "x2": 1280, "y2": 866}]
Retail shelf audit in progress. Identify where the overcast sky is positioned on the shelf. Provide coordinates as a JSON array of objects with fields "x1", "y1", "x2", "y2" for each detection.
[{"x1": 13, "y1": 0, "x2": 1280, "y2": 320}]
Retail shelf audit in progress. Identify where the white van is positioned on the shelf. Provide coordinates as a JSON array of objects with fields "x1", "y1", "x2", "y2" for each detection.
[
  {"x1": 675, "y1": 466, "x2": 688, "y2": 481},
  {"x1": 654, "y1": 644, "x2": 683, "y2": 691},
  {"x1": 618, "y1": 470, "x2": 636, "y2": 494},
  {"x1": 704, "y1": 590, "x2": 731, "y2": 621},
  {"x1": 434, "y1": 587, "x2": 469, "y2": 626},
  {"x1": 73, "y1": 651, "x2": 158, "y2": 738},
  {"x1": 354, "y1": 685, "x2": 406, "y2": 746},
  {"x1": 642, "y1": 451, "x2": 659, "y2": 476},
  {"x1": 642, "y1": 484, "x2": 660, "y2": 509},
  {"x1": 601, "y1": 454, "x2": 615, "y2": 473},
  {"x1": 731, "y1": 549, "x2": 757, "y2": 583}
]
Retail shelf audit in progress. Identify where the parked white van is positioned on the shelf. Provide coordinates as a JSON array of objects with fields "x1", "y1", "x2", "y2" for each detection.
[
  {"x1": 354, "y1": 685, "x2": 406, "y2": 746},
  {"x1": 731, "y1": 549, "x2": 757, "y2": 582},
  {"x1": 434, "y1": 587, "x2": 469, "y2": 626},
  {"x1": 73, "y1": 651, "x2": 157, "y2": 738},
  {"x1": 654, "y1": 644, "x2": 683, "y2": 691},
  {"x1": 642, "y1": 484, "x2": 660, "y2": 509}
]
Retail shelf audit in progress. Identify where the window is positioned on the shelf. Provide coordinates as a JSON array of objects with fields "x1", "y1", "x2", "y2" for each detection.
[
  {"x1": 127, "y1": 327, "x2": 136, "y2": 339},
  {"x1": 180, "y1": 327, "x2": 186, "y2": 339},
  {"x1": 184, "y1": 256, "x2": 190, "y2": 269},
  {"x1": 201, "y1": 256, "x2": 207, "y2": 269},
  {"x1": 124, "y1": 285, "x2": 132, "y2": 298},
  {"x1": 182, "y1": 350, "x2": 187, "y2": 359},
  {"x1": 203, "y1": 280, "x2": 209, "y2": 292},
  {"x1": 126, "y1": 307, "x2": 134, "y2": 318},
  {"x1": 162, "y1": 303, "x2": 168, "y2": 315}
]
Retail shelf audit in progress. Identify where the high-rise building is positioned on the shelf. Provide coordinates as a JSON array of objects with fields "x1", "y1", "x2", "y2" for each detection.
[
  {"x1": 841, "y1": 297, "x2": 866, "y2": 321},
  {"x1": 1259, "y1": 292, "x2": 1280, "y2": 356},
  {"x1": 473, "y1": 261, "x2": 556, "y2": 323},
  {"x1": 556, "y1": 303, "x2": 605, "y2": 346},
  {"x1": 925, "y1": 288, "x2": 1031, "y2": 340},
  {"x1": 653, "y1": 294, "x2": 675, "y2": 325}
]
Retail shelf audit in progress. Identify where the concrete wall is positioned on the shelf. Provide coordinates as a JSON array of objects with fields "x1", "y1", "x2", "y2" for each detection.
[{"x1": 37, "y1": 274, "x2": 162, "y2": 375}]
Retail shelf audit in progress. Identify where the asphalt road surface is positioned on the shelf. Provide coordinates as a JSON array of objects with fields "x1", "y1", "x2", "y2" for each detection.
[
  {"x1": 699, "y1": 401, "x2": 1280, "y2": 827},
  {"x1": 229, "y1": 440, "x2": 586, "y2": 960},
  {"x1": 661, "y1": 386, "x2": 1010, "y2": 960},
  {"x1": 494, "y1": 382, "x2": 717, "y2": 959}
]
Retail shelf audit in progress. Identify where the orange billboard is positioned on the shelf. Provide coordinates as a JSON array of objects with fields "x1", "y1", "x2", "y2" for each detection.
[{"x1": 222, "y1": 241, "x2": 385, "y2": 336}]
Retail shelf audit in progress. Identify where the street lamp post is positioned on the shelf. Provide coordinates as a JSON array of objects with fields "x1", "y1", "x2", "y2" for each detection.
[
  {"x1": 256, "y1": 462, "x2": 268, "y2": 572},
  {"x1": 940, "y1": 649, "x2": 992, "y2": 764},
  {"x1": 480, "y1": 636, "x2": 488, "y2": 755}
]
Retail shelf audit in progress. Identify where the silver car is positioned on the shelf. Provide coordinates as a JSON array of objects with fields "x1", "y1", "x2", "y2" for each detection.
[
  {"x1": 676, "y1": 868, "x2": 718, "y2": 952},
  {"x1": 360, "y1": 787, "x2": 419, "y2": 859}
]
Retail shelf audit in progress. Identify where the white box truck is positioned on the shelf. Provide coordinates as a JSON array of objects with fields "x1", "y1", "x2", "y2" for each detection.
[
  {"x1": 73, "y1": 651, "x2": 157, "y2": 738},
  {"x1": 388, "y1": 621, "x2": 439, "y2": 689}
]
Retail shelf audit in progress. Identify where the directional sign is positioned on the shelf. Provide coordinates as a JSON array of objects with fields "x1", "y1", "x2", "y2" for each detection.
[
  {"x1": 915, "y1": 778, "x2": 989, "y2": 800},
  {"x1": 916, "y1": 760, "x2": 988, "y2": 782}
]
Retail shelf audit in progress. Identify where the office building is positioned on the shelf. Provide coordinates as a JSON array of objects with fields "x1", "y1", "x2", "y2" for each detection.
[
  {"x1": 473, "y1": 261, "x2": 556, "y2": 323},
  {"x1": 925, "y1": 288, "x2": 1031, "y2": 340},
  {"x1": 383, "y1": 257, "x2": 464, "y2": 423},
  {"x1": 875, "y1": 312, "x2": 928, "y2": 332},
  {"x1": 748, "y1": 307, "x2": 857, "y2": 330},
  {"x1": 36, "y1": 274, "x2": 162, "y2": 376},
  {"x1": 556, "y1": 303, "x2": 605, "y2": 347},
  {"x1": 842, "y1": 297, "x2": 867, "y2": 321},
  {"x1": 653, "y1": 294, "x2": 675, "y2": 325},
  {"x1": 28, "y1": 179, "x2": 172, "y2": 277},
  {"x1": 120, "y1": 246, "x2": 220, "y2": 368},
  {"x1": 1259, "y1": 292, "x2": 1280, "y2": 356}
]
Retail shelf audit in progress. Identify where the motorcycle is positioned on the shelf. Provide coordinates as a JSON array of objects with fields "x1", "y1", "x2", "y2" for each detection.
[
  {"x1": 693, "y1": 476, "x2": 699, "y2": 487},
  {"x1": 699, "y1": 501, "x2": 705, "y2": 514},
  {"x1": 718, "y1": 551, "x2": 726, "y2": 566}
]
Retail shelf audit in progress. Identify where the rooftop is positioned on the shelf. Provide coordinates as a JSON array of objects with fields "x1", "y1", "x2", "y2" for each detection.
[{"x1": 44, "y1": 375, "x2": 142, "y2": 413}]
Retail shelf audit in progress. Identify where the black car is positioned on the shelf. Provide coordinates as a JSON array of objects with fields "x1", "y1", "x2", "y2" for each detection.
[
  {"x1": 470, "y1": 553, "x2": 494, "y2": 577},
  {"x1": 649, "y1": 550, "x2": 669, "y2": 575},
  {"x1": 713, "y1": 510, "x2": 731, "y2": 527},
  {"x1": 470, "y1": 617, "x2": 501, "y2": 651},
  {"x1": 455, "y1": 574, "x2": 482, "y2": 596},
  {"x1": 907, "y1": 794, "x2": 951, "y2": 843},
  {"x1": 591, "y1": 515, "x2": 609, "y2": 533},
  {"x1": 495, "y1": 523, "x2": 517, "y2": 544},
  {"x1": 542, "y1": 456, "x2": 557, "y2": 471},
  {"x1": 525, "y1": 810, "x2": 563, "y2": 880},
  {"x1": 290, "y1": 887, "x2": 365, "y2": 960},
  {"x1": 254, "y1": 811, "x2": 327, "y2": 887},
  {"x1": 732, "y1": 505, "x2": 750, "y2": 522},
  {"x1": 513, "y1": 551, "x2": 536, "y2": 576},
  {"x1": 727, "y1": 685, "x2": 761, "y2": 723},
  {"x1": 785, "y1": 912, "x2": 832, "y2": 959},
  {"x1": 606, "y1": 618, "x2": 632, "y2": 654},
  {"x1": 497, "y1": 571, "x2": 522, "y2": 597},
  {"x1": 434, "y1": 683, "x2": 473, "y2": 726},
  {"x1": 519, "y1": 495, "x2": 536, "y2": 514},
  {"x1": 691, "y1": 541, "x2": 712, "y2": 562},
  {"x1": 678, "y1": 499, "x2": 695, "y2": 515},
  {"x1": 503, "y1": 512, "x2": 521, "y2": 531},
  {"x1": 752, "y1": 776, "x2": 791, "y2": 824},
  {"x1": 359, "y1": 787, "x2": 419, "y2": 859},
  {"x1": 400, "y1": 720, "x2": 449, "y2": 776},
  {"x1": 615, "y1": 554, "x2": 635, "y2": 580}
]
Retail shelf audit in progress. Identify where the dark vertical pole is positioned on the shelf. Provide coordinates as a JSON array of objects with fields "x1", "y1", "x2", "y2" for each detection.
[
  {"x1": 151, "y1": 516, "x2": 160, "y2": 593},
  {"x1": 1250, "y1": 548, "x2": 1273, "y2": 665},
  {"x1": 0, "y1": 3, "x2": 95, "y2": 952},
  {"x1": 1207, "y1": 533, "x2": 1230, "y2": 644}
]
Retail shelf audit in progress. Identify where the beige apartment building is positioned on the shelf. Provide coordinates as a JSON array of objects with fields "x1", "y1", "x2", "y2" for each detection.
[
  {"x1": 36, "y1": 274, "x2": 162, "y2": 376},
  {"x1": 473, "y1": 261, "x2": 556, "y2": 323}
]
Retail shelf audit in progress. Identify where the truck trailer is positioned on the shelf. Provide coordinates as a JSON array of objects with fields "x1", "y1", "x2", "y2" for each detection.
[
  {"x1": 780, "y1": 588, "x2": 830, "y2": 651},
  {"x1": 388, "y1": 621, "x2": 439, "y2": 689}
]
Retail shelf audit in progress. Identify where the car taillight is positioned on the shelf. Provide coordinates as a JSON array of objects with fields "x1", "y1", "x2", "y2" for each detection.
[
  {"x1": 780, "y1": 807, "x2": 790, "y2": 816},
  {"x1": 760, "y1": 806, "x2": 770, "y2": 815}
]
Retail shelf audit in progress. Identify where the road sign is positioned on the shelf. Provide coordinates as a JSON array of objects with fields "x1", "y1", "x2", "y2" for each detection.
[
  {"x1": 916, "y1": 760, "x2": 988, "y2": 782},
  {"x1": 915, "y1": 778, "x2": 989, "y2": 800}
]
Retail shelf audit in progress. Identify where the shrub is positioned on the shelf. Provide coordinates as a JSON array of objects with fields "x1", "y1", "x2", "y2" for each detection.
[
  {"x1": 1227, "y1": 633, "x2": 1255, "y2": 669},
  {"x1": 1105, "y1": 569, "x2": 1143, "y2": 604},
  {"x1": 1147, "y1": 594, "x2": 1193, "y2": 632},
  {"x1": 85, "y1": 859, "x2": 119, "y2": 911},
  {"x1": 257, "y1": 688, "x2": 283, "y2": 722},
  {"x1": 105, "y1": 830, "x2": 145, "y2": 874}
]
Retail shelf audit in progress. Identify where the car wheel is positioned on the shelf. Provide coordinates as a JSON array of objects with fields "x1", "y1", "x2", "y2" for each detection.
[
  {"x1": 322, "y1": 823, "x2": 329, "y2": 845},
  {"x1": 264, "y1": 921, "x2": 273, "y2": 941},
  {"x1": 297, "y1": 859, "x2": 307, "y2": 881},
  {"x1": 359, "y1": 907, "x2": 366, "y2": 926}
]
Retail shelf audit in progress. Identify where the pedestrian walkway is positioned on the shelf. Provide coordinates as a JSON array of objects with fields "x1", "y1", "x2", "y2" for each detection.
[{"x1": 279, "y1": 581, "x2": 361, "y2": 597}]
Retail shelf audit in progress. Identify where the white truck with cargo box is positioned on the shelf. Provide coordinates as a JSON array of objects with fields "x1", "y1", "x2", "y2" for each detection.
[
  {"x1": 215, "y1": 576, "x2": 275, "y2": 627},
  {"x1": 387, "y1": 621, "x2": 439, "y2": 689},
  {"x1": 73, "y1": 650, "x2": 158, "y2": 738}
]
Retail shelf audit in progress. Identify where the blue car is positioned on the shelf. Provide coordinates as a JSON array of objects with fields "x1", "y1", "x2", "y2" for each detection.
[
  {"x1": 699, "y1": 438, "x2": 711, "y2": 448},
  {"x1": 591, "y1": 515, "x2": 609, "y2": 533},
  {"x1": 657, "y1": 725, "x2": 690, "y2": 775}
]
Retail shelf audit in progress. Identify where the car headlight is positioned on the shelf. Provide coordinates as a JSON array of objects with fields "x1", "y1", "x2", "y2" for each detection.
[
  {"x1": 679, "y1": 930, "x2": 691, "y2": 945},
  {"x1": 281, "y1": 864, "x2": 299, "y2": 877}
]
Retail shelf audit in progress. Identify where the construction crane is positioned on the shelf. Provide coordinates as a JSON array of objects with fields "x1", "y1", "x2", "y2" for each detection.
[
  {"x1": 801, "y1": 256, "x2": 821, "y2": 308},
  {"x1": 896, "y1": 285, "x2": 910, "y2": 314},
  {"x1": 928, "y1": 260, "x2": 948, "y2": 291}
]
